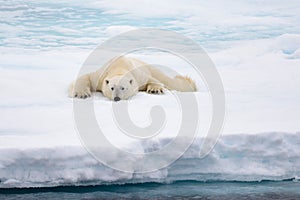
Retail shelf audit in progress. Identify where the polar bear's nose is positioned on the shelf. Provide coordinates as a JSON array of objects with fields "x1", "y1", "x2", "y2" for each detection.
[{"x1": 114, "y1": 97, "x2": 121, "y2": 102}]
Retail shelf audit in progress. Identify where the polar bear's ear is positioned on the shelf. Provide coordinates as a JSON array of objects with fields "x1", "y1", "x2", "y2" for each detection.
[
  {"x1": 105, "y1": 80, "x2": 109, "y2": 84},
  {"x1": 129, "y1": 79, "x2": 133, "y2": 84}
]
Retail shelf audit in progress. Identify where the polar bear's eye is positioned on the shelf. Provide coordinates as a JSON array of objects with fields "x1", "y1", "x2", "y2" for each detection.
[
  {"x1": 105, "y1": 80, "x2": 109, "y2": 84},
  {"x1": 111, "y1": 87, "x2": 114, "y2": 91},
  {"x1": 121, "y1": 87, "x2": 125, "y2": 90}
]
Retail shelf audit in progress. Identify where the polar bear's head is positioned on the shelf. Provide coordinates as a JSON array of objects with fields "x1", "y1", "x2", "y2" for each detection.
[{"x1": 102, "y1": 75, "x2": 138, "y2": 101}]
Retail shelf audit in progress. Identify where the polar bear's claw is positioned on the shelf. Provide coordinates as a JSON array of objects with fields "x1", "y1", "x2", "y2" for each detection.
[
  {"x1": 146, "y1": 85, "x2": 164, "y2": 95},
  {"x1": 70, "y1": 86, "x2": 92, "y2": 99}
]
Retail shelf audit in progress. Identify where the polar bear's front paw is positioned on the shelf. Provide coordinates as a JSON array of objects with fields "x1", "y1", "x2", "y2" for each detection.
[
  {"x1": 146, "y1": 84, "x2": 164, "y2": 94},
  {"x1": 75, "y1": 89, "x2": 92, "y2": 99},
  {"x1": 70, "y1": 86, "x2": 92, "y2": 99}
]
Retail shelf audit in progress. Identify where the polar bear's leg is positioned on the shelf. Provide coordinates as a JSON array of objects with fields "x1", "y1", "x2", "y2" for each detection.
[
  {"x1": 148, "y1": 66, "x2": 197, "y2": 92},
  {"x1": 69, "y1": 67, "x2": 106, "y2": 98},
  {"x1": 145, "y1": 77, "x2": 165, "y2": 94},
  {"x1": 68, "y1": 74, "x2": 92, "y2": 98}
]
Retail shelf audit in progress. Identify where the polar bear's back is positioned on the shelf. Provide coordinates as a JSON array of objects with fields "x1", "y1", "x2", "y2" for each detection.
[{"x1": 101, "y1": 56, "x2": 146, "y2": 73}]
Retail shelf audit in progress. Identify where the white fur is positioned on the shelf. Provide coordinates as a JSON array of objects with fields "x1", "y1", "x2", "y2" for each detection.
[{"x1": 69, "y1": 56, "x2": 196, "y2": 100}]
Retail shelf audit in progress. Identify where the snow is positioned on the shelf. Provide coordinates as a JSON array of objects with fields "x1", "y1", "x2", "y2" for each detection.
[
  {"x1": 0, "y1": 132, "x2": 300, "y2": 188},
  {"x1": 0, "y1": 0, "x2": 300, "y2": 188}
]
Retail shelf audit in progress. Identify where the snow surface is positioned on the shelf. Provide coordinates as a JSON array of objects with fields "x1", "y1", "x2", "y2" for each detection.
[
  {"x1": 0, "y1": 0, "x2": 300, "y2": 188},
  {"x1": 0, "y1": 132, "x2": 300, "y2": 188}
]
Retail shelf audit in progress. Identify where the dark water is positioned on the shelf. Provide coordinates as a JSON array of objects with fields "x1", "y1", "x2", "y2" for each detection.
[{"x1": 1, "y1": 180, "x2": 300, "y2": 200}]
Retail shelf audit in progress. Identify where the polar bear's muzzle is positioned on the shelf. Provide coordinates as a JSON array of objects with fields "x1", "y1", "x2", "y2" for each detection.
[{"x1": 112, "y1": 88, "x2": 121, "y2": 101}]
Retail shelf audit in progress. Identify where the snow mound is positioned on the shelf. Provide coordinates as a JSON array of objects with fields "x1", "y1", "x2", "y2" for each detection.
[{"x1": 0, "y1": 132, "x2": 299, "y2": 188}]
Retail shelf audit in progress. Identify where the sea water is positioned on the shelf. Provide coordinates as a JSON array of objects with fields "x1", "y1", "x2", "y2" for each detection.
[{"x1": 1, "y1": 181, "x2": 300, "y2": 199}]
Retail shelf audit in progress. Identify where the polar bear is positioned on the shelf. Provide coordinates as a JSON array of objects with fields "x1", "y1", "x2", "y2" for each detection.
[{"x1": 69, "y1": 56, "x2": 196, "y2": 101}]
